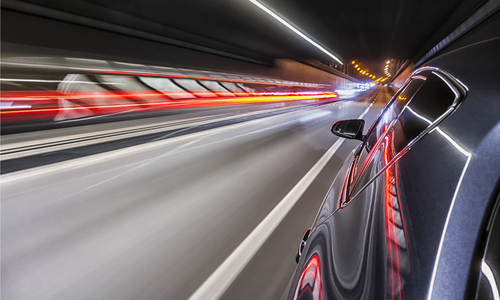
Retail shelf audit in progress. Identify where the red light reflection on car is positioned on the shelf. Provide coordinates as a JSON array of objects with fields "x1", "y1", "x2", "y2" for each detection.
[
  {"x1": 383, "y1": 132, "x2": 409, "y2": 300},
  {"x1": 293, "y1": 254, "x2": 324, "y2": 300}
]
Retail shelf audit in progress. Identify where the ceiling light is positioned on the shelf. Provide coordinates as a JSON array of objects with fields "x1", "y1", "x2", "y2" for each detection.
[{"x1": 249, "y1": 0, "x2": 343, "y2": 64}]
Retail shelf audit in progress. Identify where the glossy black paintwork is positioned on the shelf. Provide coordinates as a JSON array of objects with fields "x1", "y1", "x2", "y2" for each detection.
[
  {"x1": 474, "y1": 196, "x2": 500, "y2": 300},
  {"x1": 286, "y1": 37, "x2": 500, "y2": 300}
]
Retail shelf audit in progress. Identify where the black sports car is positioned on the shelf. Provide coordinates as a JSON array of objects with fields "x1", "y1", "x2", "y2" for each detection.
[{"x1": 285, "y1": 37, "x2": 500, "y2": 300}]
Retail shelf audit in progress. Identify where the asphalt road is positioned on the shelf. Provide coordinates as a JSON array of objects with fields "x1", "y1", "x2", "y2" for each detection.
[{"x1": 1, "y1": 87, "x2": 393, "y2": 300}]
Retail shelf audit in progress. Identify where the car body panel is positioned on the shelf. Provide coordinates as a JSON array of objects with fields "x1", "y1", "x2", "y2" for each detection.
[{"x1": 286, "y1": 37, "x2": 500, "y2": 300}]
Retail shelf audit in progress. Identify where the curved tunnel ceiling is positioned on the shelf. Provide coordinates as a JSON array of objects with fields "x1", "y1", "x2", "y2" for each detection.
[
  {"x1": 7, "y1": 0, "x2": 489, "y2": 74},
  {"x1": 82, "y1": 0, "x2": 485, "y2": 59}
]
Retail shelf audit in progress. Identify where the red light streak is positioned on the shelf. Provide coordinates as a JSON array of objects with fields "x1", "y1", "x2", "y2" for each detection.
[{"x1": 1, "y1": 91, "x2": 337, "y2": 123}]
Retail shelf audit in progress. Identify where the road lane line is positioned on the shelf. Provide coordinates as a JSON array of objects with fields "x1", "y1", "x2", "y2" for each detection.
[{"x1": 188, "y1": 104, "x2": 372, "y2": 300}]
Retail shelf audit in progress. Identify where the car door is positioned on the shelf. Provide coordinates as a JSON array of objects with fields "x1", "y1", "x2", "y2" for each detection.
[{"x1": 289, "y1": 67, "x2": 467, "y2": 300}]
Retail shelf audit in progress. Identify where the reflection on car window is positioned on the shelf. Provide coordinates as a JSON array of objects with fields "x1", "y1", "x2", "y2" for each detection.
[
  {"x1": 365, "y1": 79, "x2": 425, "y2": 152},
  {"x1": 349, "y1": 78, "x2": 425, "y2": 196},
  {"x1": 348, "y1": 70, "x2": 459, "y2": 200},
  {"x1": 392, "y1": 73, "x2": 456, "y2": 153}
]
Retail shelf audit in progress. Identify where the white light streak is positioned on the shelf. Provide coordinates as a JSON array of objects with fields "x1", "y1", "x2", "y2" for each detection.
[
  {"x1": 482, "y1": 260, "x2": 500, "y2": 300},
  {"x1": 0, "y1": 102, "x2": 32, "y2": 109},
  {"x1": 426, "y1": 155, "x2": 470, "y2": 300},
  {"x1": 404, "y1": 105, "x2": 476, "y2": 300},
  {"x1": 414, "y1": 108, "x2": 471, "y2": 299},
  {"x1": 0, "y1": 79, "x2": 122, "y2": 85},
  {"x1": 249, "y1": 0, "x2": 342, "y2": 64},
  {"x1": 405, "y1": 106, "x2": 470, "y2": 156}
]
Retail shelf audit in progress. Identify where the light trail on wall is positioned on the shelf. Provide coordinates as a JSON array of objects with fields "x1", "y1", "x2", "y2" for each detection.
[
  {"x1": 0, "y1": 91, "x2": 338, "y2": 123},
  {"x1": 88, "y1": 70, "x2": 326, "y2": 88}
]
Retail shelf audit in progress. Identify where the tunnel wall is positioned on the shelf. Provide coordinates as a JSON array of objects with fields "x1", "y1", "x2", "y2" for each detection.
[
  {"x1": 390, "y1": 63, "x2": 415, "y2": 89},
  {"x1": 391, "y1": 8, "x2": 500, "y2": 89},
  {"x1": 1, "y1": 5, "x2": 357, "y2": 89},
  {"x1": 272, "y1": 59, "x2": 358, "y2": 90}
]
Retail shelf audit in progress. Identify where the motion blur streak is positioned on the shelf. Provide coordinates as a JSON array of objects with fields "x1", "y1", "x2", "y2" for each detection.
[
  {"x1": 0, "y1": 91, "x2": 337, "y2": 123},
  {"x1": 1, "y1": 87, "x2": 382, "y2": 300},
  {"x1": 188, "y1": 103, "x2": 373, "y2": 300},
  {"x1": 248, "y1": 0, "x2": 342, "y2": 64},
  {"x1": 89, "y1": 70, "x2": 325, "y2": 88}
]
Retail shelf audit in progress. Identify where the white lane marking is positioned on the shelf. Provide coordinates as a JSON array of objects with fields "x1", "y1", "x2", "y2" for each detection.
[
  {"x1": 359, "y1": 102, "x2": 373, "y2": 119},
  {"x1": 188, "y1": 105, "x2": 372, "y2": 300}
]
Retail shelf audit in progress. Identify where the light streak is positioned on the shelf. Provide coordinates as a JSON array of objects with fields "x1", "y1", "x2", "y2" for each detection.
[
  {"x1": 248, "y1": 0, "x2": 342, "y2": 64},
  {"x1": 405, "y1": 106, "x2": 469, "y2": 156},
  {"x1": 400, "y1": 106, "x2": 472, "y2": 300},
  {"x1": 89, "y1": 70, "x2": 325, "y2": 88},
  {"x1": 0, "y1": 91, "x2": 338, "y2": 122},
  {"x1": 0, "y1": 79, "x2": 123, "y2": 85},
  {"x1": 481, "y1": 260, "x2": 500, "y2": 300},
  {"x1": 425, "y1": 132, "x2": 471, "y2": 300}
]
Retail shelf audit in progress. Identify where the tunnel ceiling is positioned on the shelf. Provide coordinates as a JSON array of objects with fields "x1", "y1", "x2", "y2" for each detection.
[{"x1": 15, "y1": 0, "x2": 487, "y2": 70}]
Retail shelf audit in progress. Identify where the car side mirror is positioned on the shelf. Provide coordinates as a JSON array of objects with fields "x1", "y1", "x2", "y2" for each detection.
[{"x1": 331, "y1": 119, "x2": 365, "y2": 141}]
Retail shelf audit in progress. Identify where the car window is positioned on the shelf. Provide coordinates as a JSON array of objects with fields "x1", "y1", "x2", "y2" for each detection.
[
  {"x1": 392, "y1": 73, "x2": 457, "y2": 153},
  {"x1": 347, "y1": 78, "x2": 425, "y2": 196},
  {"x1": 364, "y1": 78, "x2": 425, "y2": 152},
  {"x1": 346, "y1": 69, "x2": 463, "y2": 202}
]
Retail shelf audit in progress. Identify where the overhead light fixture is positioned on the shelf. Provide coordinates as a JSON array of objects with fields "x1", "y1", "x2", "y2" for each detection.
[{"x1": 249, "y1": 0, "x2": 343, "y2": 64}]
